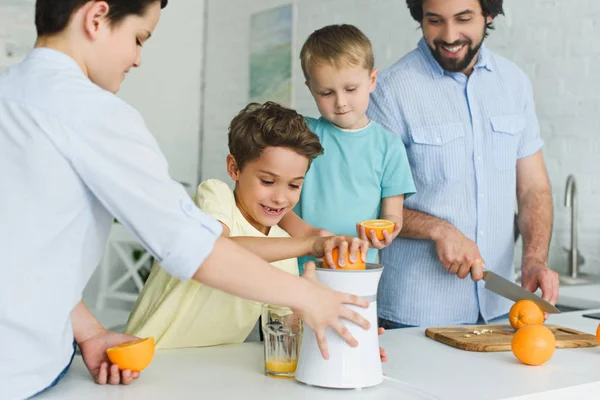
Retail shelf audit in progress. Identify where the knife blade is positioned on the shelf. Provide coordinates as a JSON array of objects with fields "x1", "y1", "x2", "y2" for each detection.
[{"x1": 482, "y1": 270, "x2": 560, "y2": 313}]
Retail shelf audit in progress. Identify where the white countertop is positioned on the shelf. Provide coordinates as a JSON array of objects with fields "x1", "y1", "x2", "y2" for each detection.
[
  {"x1": 38, "y1": 310, "x2": 600, "y2": 400},
  {"x1": 557, "y1": 284, "x2": 600, "y2": 309}
]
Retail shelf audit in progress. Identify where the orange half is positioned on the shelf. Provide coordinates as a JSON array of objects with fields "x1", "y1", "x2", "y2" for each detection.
[
  {"x1": 106, "y1": 337, "x2": 155, "y2": 372},
  {"x1": 360, "y1": 219, "x2": 395, "y2": 241}
]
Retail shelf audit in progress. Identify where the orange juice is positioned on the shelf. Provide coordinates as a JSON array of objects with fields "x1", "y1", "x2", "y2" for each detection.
[{"x1": 265, "y1": 357, "x2": 297, "y2": 378}]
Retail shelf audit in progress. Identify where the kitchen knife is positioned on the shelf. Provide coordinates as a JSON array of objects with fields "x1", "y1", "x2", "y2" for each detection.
[{"x1": 482, "y1": 270, "x2": 560, "y2": 313}]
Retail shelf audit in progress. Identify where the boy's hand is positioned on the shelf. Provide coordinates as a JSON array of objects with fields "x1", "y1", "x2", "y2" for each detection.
[
  {"x1": 356, "y1": 222, "x2": 401, "y2": 250},
  {"x1": 297, "y1": 261, "x2": 370, "y2": 359},
  {"x1": 311, "y1": 235, "x2": 369, "y2": 269},
  {"x1": 378, "y1": 327, "x2": 388, "y2": 362},
  {"x1": 78, "y1": 330, "x2": 142, "y2": 385}
]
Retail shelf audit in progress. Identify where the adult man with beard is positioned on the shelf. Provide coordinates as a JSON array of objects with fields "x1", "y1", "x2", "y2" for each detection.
[{"x1": 366, "y1": 0, "x2": 559, "y2": 328}]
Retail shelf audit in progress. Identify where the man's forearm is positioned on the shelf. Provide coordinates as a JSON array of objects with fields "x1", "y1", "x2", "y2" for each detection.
[
  {"x1": 229, "y1": 236, "x2": 313, "y2": 262},
  {"x1": 399, "y1": 208, "x2": 453, "y2": 241},
  {"x1": 72, "y1": 301, "x2": 106, "y2": 344},
  {"x1": 518, "y1": 186, "x2": 553, "y2": 267}
]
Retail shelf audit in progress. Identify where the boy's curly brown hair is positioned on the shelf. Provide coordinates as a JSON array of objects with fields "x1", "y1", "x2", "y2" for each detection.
[{"x1": 228, "y1": 102, "x2": 323, "y2": 171}]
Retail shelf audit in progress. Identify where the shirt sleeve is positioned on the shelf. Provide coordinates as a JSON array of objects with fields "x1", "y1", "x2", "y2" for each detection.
[
  {"x1": 381, "y1": 130, "x2": 417, "y2": 199},
  {"x1": 367, "y1": 75, "x2": 408, "y2": 138},
  {"x1": 193, "y1": 179, "x2": 234, "y2": 230},
  {"x1": 63, "y1": 99, "x2": 222, "y2": 281},
  {"x1": 517, "y1": 71, "x2": 544, "y2": 159}
]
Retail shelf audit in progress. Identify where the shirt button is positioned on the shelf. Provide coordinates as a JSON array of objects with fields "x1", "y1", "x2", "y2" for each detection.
[
  {"x1": 477, "y1": 155, "x2": 482, "y2": 161},
  {"x1": 479, "y1": 193, "x2": 485, "y2": 198},
  {"x1": 436, "y1": 137, "x2": 442, "y2": 144},
  {"x1": 479, "y1": 231, "x2": 485, "y2": 236}
]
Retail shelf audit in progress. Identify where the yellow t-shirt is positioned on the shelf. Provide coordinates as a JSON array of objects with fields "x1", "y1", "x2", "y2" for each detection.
[{"x1": 124, "y1": 179, "x2": 298, "y2": 349}]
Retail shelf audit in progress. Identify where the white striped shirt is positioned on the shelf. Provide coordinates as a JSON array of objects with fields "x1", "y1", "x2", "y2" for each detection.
[{"x1": 367, "y1": 38, "x2": 543, "y2": 325}]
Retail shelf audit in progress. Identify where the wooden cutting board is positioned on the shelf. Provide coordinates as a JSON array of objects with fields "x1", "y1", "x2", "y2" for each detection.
[{"x1": 425, "y1": 324, "x2": 597, "y2": 352}]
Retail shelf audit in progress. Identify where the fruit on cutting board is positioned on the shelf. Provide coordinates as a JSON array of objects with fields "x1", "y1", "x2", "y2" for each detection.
[
  {"x1": 509, "y1": 299, "x2": 544, "y2": 330},
  {"x1": 359, "y1": 219, "x2": 395, "y2": 241},
  {"x1": 330, "y1": 248, "x2": 366, "y2": 270},
  {"x1": 106, "y1": 337, "x2": 155, "y2": 372},
  {"x1": 511, "y1": 325, "x2": 555, "y2": 366}
]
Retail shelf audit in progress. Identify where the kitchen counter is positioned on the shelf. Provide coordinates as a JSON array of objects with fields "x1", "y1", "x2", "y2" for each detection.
[
  {"x1": 38, "y1": 310, "x2": 600, "y2": 400},
  {"x1": 557, "y1": 284, "x2": 600, "y2": 309}
]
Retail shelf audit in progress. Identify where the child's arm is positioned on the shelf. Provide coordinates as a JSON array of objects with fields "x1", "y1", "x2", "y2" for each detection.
[
  {"x1": 356, "y1": 195, "x2": 404, "y2": 249},
  {"x1": 219, "y1": 220, "x2": 367, "y2": 267},
  {"x1": 193, "y1": 240, "x2": 370, "y2": 359},
  {"x1": 279, "y1": 211, "x2": 334, "y2": 238}
]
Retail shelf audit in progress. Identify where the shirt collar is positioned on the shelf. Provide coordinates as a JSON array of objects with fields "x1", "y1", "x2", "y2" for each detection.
[
  {"x1": 417, "y1": 37, "x2": 494, "y2": 79},
  {"x1": 27, "y1": 47, "x2": 87, "y2": 77},
  {"x1": 474, "y1": 43, "x2": 493, "y2": 72}
]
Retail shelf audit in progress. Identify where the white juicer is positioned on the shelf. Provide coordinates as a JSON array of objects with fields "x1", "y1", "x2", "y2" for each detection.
[{"x1": 294, "y1": 263, "x2": 384, "y2": 389}]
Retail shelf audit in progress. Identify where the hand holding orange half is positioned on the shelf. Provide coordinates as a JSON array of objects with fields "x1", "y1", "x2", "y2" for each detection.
[
  {"x1": 330, "y1": 248, "x2": 366, "y2": 270},
  {"x1": 314, "y1": 235, "x2": 368, "y2": 269},
  {"x1": 78, "y1": 329, "x2": 147, "y2": 385},
  {"x1": 357, "y1": 219, "x2": 399, "y2": 250},
  {"x1": 359, "y1": 219, "x2": 395, "y2": 240}
]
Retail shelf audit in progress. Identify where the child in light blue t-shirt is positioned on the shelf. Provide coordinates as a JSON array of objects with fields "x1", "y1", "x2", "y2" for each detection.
[{"x1": 280, "y1": 24, "x2": 416, "y2": 272}]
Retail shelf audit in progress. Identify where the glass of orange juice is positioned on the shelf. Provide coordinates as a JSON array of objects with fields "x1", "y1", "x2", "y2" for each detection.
[{"x1": 261, "y1": 304, "x2": 302, "y2": 379}]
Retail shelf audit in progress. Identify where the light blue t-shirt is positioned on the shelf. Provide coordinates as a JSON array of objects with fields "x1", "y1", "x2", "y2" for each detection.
[{"x1": 295, "y1": 117, "x2": 416, "y2": 272}]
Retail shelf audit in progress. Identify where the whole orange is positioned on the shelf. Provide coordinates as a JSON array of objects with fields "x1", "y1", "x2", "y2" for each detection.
[
  {"x1": 106, "y1": 337, "x2": 155, "y2": 372},
  {"x1": 330, "y1": 248, "x2": 366, "y2": 270},
  {"x1": 511, "y1": 325, "x2": 555, "y2": 366},
  {"x1": 360, "y1": 219, "x2": 395, "y2": 241},
  {"x1": 509, "y1": 299, "x2": 544, "y2": 330}
]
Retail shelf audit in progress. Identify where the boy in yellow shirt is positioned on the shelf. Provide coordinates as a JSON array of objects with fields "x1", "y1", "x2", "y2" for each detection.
[{"x1": 125, "y1": 102, "x2": 369, "y2": 349}]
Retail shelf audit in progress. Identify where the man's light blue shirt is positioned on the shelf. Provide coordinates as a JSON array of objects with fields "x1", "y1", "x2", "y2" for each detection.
[
  {"x1": 367, "y1": 38, "x2": 543, "y2": 326},
  {"x1": 295, "y1": 117, "x2": 415, "y2": 272},
  {"x1": 0, "y1": 48, "x2": 222, "y2": 399}
]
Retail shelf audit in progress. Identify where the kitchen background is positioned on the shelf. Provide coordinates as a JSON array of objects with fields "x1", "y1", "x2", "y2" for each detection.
[{"x1": 1, "y1": 0, "x2": 598, "y2": 314}]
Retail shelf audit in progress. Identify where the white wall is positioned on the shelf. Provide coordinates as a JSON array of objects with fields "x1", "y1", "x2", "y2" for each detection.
[
  {"x1": 201, "y1": 0, "x2": 600, "y2": 275},
  {"x1": 119, "y1": 0, "x2": 206, "y2": 192},
  {"x1": 0, "y1": 0, "x2": 205, "y2": 192}
]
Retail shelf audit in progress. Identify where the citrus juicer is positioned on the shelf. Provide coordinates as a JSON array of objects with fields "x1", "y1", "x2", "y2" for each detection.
[{"x1": 294, "y1": 263, "x2": 384, "y2": 389}]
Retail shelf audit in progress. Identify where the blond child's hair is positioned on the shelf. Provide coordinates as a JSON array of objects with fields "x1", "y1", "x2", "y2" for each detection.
[{"x1": 300, "y1": 24, "x2": 375, "y2": 81}]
